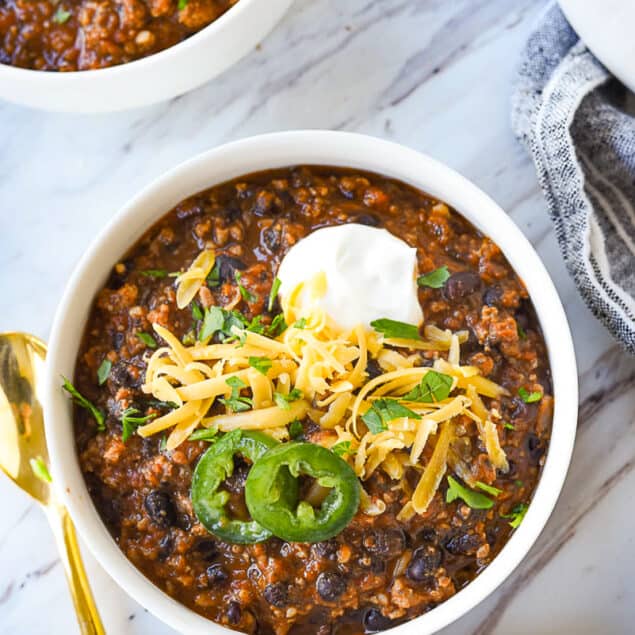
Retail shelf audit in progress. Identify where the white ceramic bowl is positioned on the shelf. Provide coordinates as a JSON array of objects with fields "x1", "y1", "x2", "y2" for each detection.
[
  {"x1": 43, "y1": 131, "x2": 578, "y2": 635},
  {"x1": 0, "y1": 0, "x2": 293, "y2": 113}
]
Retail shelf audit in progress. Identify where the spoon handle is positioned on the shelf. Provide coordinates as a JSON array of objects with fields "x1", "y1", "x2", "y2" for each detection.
[{"x1": 46, "y1": 505, "x2": 106, "y2": 635}]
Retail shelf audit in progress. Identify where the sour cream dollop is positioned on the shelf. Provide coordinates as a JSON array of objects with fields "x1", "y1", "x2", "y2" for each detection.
[{"x1": 276, "y1": 224, "x2": 422, "y2": 331}]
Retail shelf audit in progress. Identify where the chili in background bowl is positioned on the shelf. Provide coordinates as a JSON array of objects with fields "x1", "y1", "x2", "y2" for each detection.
[
  {"x1": 0, "y1": 0, "x2": 293, "y2": 112},
  {"x1": 42, "y1": 131, "x2": 578, "y2": 634}
]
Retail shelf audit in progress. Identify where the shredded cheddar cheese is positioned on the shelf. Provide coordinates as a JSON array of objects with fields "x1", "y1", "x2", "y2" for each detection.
[{"x1": 138, "y1": 270, "x2": 509, "y2": 516}]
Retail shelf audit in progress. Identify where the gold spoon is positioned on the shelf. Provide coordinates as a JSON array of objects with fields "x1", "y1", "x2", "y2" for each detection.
[{"x1": 0, "y1": 332, "x2": 105, "y2": 635}]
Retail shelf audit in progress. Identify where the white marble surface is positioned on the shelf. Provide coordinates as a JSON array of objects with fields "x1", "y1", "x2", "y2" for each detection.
[{"x1": 1, "y1": 1, "x2": 634, "y2": 634}]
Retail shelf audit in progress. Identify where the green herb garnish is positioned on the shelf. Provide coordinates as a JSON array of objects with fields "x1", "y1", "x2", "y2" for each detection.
[
  {"x1": 274, "y1": 389, "x2": 303, "y2": 411},
  {"x1": 121, "y1": 407, "x2": 156, "y2": 443},
  {"x1": 288, "y1": 420, "x2": 304, "y2": 439},
  {"x1": 235, "y1": 271, "x2": 257, "y2": 303},
  {"x1": 62, "y1": 377, "x2": 105, "y2": 430},
  {"x1": 178, "y1": 0, "x2": 188, "y2": 9},
  {"x1": 267, "y1": 313, "x2": 288, "y2": 338},
  {"x1": 30, "y1": 456, "x2": 52, "y2": 484},
  {"x1": 514, "y1": 479, "x2": 524, "y2": 488},
  {"x1": 199, "y1": 306, "x2": 225, "y2": 341},
  {"x1": 159, "y1": 435, "x2": 168, "y2": 452},
  {"x1": 501, "y1": 502, "x2": 529, "y2": 528},
  {"x1": 446, "y1": 475, "x2": 494, "y2": 509},
  {"x1": 403, "y1": 370, "x2": 453, "y2": 403},
  {"x1": 97, "y1": 359, "x2": 111, "y2": 386},
  {"x1": 191, "y1": 301, "x2": 204, "y2": 321},
  {"x1": 370, "y1": 318, "x2": 421, "y2": 341},
  {"x1": 207, "y1": 261, "x2": 221, "y2": 288},
  {"x1": 248, "y1": 356, "x2": 272, "y2": 376},
  {"x1": 52, "y1": 7, "x2": 71, "y2": 23},
  {"x1": 361, "y1": 398, "x2": 421, "y2": 434},
  {"x1": 199, "y1": 307, "x2": 286, "y2": 343},
  {"x1": 518, "y1": 387, "x2": 541, "y2": 403},
  {"x1": 220, "y1": 376, "x2": 253, "y2": 412},
  {"x1": 475, "y1": 481, "x2": 503, "y2": 497},
  {"x1": 331, "y1": 441, "x2": 355, "y2": 458},
  {"x1": 517, "y1": 323, "x2": 527, "y2": 340},
  {"x1": 268, "y1": 277, "x2": 281, "y2": 312},
  {"x1": 137, "y1": 332, "x2": 158, "y2": 349},
  {"x1": 417, "y1": 265, "x2": 450, "y2": 289},
  {"x1": 503, "y1": 421, "x2": 515, "y2": 430},
  {"x1": 188, "y1": 427, "x2": 219, "y2": 442},
  {"x1": 139, "y1": 269, "x2": 169, "y2": 278}
]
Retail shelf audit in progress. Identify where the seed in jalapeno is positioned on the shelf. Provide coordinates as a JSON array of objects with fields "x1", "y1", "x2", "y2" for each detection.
[
  {"x1": 191, "y1": 430, "x2": 297, "y2": 544},
  {"x1": 245, "y1": 442, "x2": 360, "y2": 543}
]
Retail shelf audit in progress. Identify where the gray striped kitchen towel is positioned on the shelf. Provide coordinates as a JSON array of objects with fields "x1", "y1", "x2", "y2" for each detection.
[{"x1": 512, "y1": 3, "x2": 635, "y2": 355}]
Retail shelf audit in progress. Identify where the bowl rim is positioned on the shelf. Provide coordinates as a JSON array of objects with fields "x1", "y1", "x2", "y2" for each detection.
[
  {"x1": 43, "y1": 130, "x2": 578, "y2": 635},
  {"x1": 0, "y1": 0, "x2": 255, "y2": 81}
]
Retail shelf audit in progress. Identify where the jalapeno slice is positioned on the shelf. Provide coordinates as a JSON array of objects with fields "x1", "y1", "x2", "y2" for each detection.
[
  {"x1": 192, "y1": 430, "x2": 296, "y2": 544},
  {"x1": 245, "y1": 442, "x2": 360, "y2": 543}
]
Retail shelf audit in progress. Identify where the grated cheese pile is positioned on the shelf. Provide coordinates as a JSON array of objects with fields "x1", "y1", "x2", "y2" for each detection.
[{"x1": 138, "y1": 264, "x2": 510, "y2": 518}]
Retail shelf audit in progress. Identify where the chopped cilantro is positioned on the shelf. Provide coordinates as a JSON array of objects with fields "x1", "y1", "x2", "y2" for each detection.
[
  {"x1": 370, "y1": 318, "x2": 421, "y2": 341},
  {"x1": 518, "y1": 387, "x2": 541, "y2": 403},
  {"x1": 503, "y1": 421, "x2": 515, "y2": 430},
  {"x1": 403, "y1": 370, "x2": 453, "y2": 403},
  {"x1": 235, "y1": 271, "x2": 257, "y2": 303},
  {"x1": 178, "y1": 0, "x2": 188, "y2": 9},
  {"x1": 191, "y1": 301, "x2": 204, "y2": 322},
  {"x1": 475, "y1": 481, "x2": 503, "y2": 497},
  {"x1": 293, "y1": 317, "x2": 307, "y2": 329},
  {"x1": 268, "y1": 277, "x2": 281, "y2": 312},
  {"x1": 220, "y1": 376, "x2": 253, "y2": 412},
  {"x1": 181, "y1": 330, "x2": 196, "y2": 346},
  {"x1": 97, "y1": 359, "x2": 111, "y2": 386},
  {"x1": 361, "y1": 398, "x2": 421, "y2": 434},
  {"x1": 52, "y1": 7, "x2": 71, "y2": 23},
  {"x1": 199, "y1": 306, "x2": 225, "y2": 341},
  {"x1": 62, "y1": 377, "x2": 105, "y2": 430},
  {"x1": 288, "y1": 420, "x2": 304, "y2": 439},
  {"x1": 188, "y1": 427, "x2": 219, "y2": 442},
  {"x1": 139, "y1": 269, "x2": 169, "y2": 278},
  {"x1": 248, "y1": 356, "x2": 272, "y2": 376},
  {"x1": 517, "y1": 323, "x2": 527, "y2": 340},
  {"x1": 121, "y1": 407, "x2": 156, "y2": 443},
  {"x1": 30, "y1": 456, "x2": 52, "y2": 484},
  {"x1": 417, "y1": 265, "x2": 450, "y2": 289},
  {"x1": 446, "y1": 476, "x2": 494, "y2": 509},
  {"x1": 274, "y1": 389, "x2": 303, "y2": 410},
  {"x1": 331, "y1": 441, "x2": 355, "y2": 458},
  {"x1": 207, "y1": 261, "x2": 221, "y2": 288},
  {"x1": 501, "y1": 502, "x2": 529, "y2": 528},
  {"x1": 137, "y1": 332, "x2": 158, "y2": 349}
]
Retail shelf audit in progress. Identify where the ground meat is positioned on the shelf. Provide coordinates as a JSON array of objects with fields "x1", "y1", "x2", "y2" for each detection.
[
  {"x1": 73, "y1": 166, "x2": 552, "y2": 635},
  {"x1": 0, "y1": 0, "x2": 238, "y2": 71}
]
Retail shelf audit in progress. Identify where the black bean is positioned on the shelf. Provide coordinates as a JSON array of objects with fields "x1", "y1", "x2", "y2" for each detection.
[
  {"x1": 483, "y1": 285, "x2": 503, "y2": 307},
  {"x1": 215, "y1": 255, "x2": 247, "y2": 283},
  {"x1": 223, "y1": 456, "x2": 250, "y2": 493},
  {"x1": 144, "y1": 490, "x2": 176, "y2": 527},
  {"x1": 417, "y1": 527, "x2": 437, "y2": 543},
  {"x1": 264, "y1": 582, "x2": 289, "y2": 608},
  {"x1": 365, "y1": 358, "x2": 383, "y2": 380},
  {"x1": 363, "y1": 528, "x2": 406, "y2": 557},
  {"x1": 226, "y1": 601, "x2": 241, "y2": 624},
  {"x1": 316, "y1": 571, "x2": 346, "y2": 601},
  {"x1": 112, "y1": 331, "x2": 125, "y2": 351},
  {"x1": 537, "y1": 366, "x2": 553, "y2": 394},
  {"x1": 312, "y1": 540, "x2": 339, "y2": 560},
  {"x1": 193, "y1": 539, "x2": 218, "y2": 561},
  {"x1": 510, "y1": 397, "x2": 537, "y2": 425},
  {"x1": 262, "y1": 226, "x2": 281, "y2": 253},
  {"x1": 355, "y1": 213, "x2": 380, "y2": 227},
  {"x1": 406, "y1": 546, "x2": 442, "y2": 581},
  {"x1": 444, "y1": 532, "x2": 481, "y2": 556},
  {"x1": 443, "y1": 271, "x2": 482, "y2": 301},
  {"x1": 206, "y1": 564, "x2": 229, "y2": 585},
  {"x1": 527, "y1": 433, "x2": 545, "y2": 464},
  {"x1": 176, "y1": 198, "x2": 206, "y2": 219},
  {"x1": 109, "y1": 361, "x2": 141, "y2": 388},
  {"x1": 218, "y1": 203, "x2": 242, "y2": 224},
  {"x1": 158, "y1": 533, "x2": 173, "y2": 560},
  {"x1": 363, "y1": 608, "x2": 393, "y2": 633}
]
